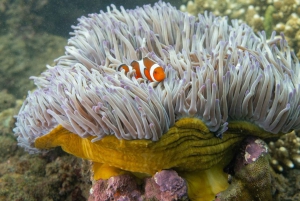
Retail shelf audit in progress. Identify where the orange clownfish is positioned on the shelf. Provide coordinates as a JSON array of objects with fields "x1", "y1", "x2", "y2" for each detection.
[{"x1": 118, "y1": 57, "x2": 165, "y2": 82}]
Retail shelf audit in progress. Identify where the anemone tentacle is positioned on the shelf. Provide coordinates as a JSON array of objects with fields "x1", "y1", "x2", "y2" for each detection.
[{"x1": 14, "y1": 2, "x2": 300, "y2": 153}]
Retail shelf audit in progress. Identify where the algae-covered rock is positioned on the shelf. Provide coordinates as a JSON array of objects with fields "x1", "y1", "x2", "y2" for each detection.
[
  {"x1": 215, "y1": 137, "x2": 272, "y2": 201},
  {"x1": 0, "y1": 34, "x2": 66, "y2": 98},
  {"x1": 0, "y1": 90, "x2": 15, "y2": 113}
]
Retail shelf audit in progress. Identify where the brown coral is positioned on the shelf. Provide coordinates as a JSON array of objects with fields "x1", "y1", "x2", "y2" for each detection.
[
  {"x1": 268, "y1": 131, "x2": 300, "y2": 172},
  {"x1": 182, "y1": 0, "x2": 300, "y2": 57}
]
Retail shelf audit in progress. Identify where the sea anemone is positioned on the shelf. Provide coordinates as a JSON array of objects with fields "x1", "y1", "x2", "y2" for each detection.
[{"x1": 14, "y1": 1, "x2": 300, "y2": 200}]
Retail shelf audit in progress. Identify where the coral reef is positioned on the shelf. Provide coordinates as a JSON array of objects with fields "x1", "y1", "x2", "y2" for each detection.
[
  {"x1": 88, "y1": 170, "x2": 188, "y2": 201},
  {"x1": 0, "y1": 97, "x2": 90, "y2": 200},
  {"x1": 181, "y1": 0, "x2": 300, "y2": 57},
  {"x1": 3, "y1": 0, "x2": 300, "y2": 200},
  {"x1": 0, "y1": 146, "x2": 91, "y2": 200},
  {"x1": 13, "y1": 1, "x2": 300, "y2": 200},
  {"x1": 268, "y1": 131, "x2": 300, "y2": 172},
  {"x1": 273, "y1": 169, "x2": 300, "y2": 200}
]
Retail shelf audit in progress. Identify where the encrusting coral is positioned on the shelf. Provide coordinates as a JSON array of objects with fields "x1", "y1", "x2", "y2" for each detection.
[{"x1": 14, "y1": 1, "x2": 300, "y2": 201}]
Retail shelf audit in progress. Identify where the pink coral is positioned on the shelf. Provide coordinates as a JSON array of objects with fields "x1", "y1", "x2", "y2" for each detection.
[
  {"x1": 89, "y1": 170, "x2": 188, "y2": 201},
  {"x1": 88, "y1": 174, "x2": 142, "y2": 201}
]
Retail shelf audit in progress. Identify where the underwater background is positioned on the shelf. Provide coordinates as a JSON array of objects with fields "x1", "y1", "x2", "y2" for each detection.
[{"x1": 0, "y1": 0, "x2": 300, "y2": 200}]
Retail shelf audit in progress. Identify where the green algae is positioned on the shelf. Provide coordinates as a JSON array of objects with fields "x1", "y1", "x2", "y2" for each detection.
[{"x1": 264, "y1": 5, "x2": 275, "y2": 38}]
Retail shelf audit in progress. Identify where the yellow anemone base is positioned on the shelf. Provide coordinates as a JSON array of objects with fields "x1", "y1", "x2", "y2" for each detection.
[
  {"x1": 34, "y1": 118, "x2": 278, "y2": 201},
  {"x1": 180, "y1": 163, "x2": 229, "y2": 200}
]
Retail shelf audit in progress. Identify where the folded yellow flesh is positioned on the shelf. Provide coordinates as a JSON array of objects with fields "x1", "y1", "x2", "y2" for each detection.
[{"x1": 35, "y1": 118, "x2": 278, "y2": 201}]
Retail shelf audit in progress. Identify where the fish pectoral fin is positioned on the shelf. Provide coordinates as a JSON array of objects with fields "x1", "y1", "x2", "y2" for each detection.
[{"x1": 144, "y1": 68, "x2": 153, "y2": 82}]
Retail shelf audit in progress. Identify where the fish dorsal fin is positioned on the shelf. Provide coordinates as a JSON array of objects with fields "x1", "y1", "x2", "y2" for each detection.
[
  {"x1": 143, "y1": 57, "x2": 155, "y2": 70},
  {"x1": 131, "y1": 60, "x2": 143, "y2": 79}
]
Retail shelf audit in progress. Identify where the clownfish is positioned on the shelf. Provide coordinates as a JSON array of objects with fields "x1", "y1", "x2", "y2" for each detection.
[{"x1": 118, "y1": 57, "x2": 165, "y2": 82}]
